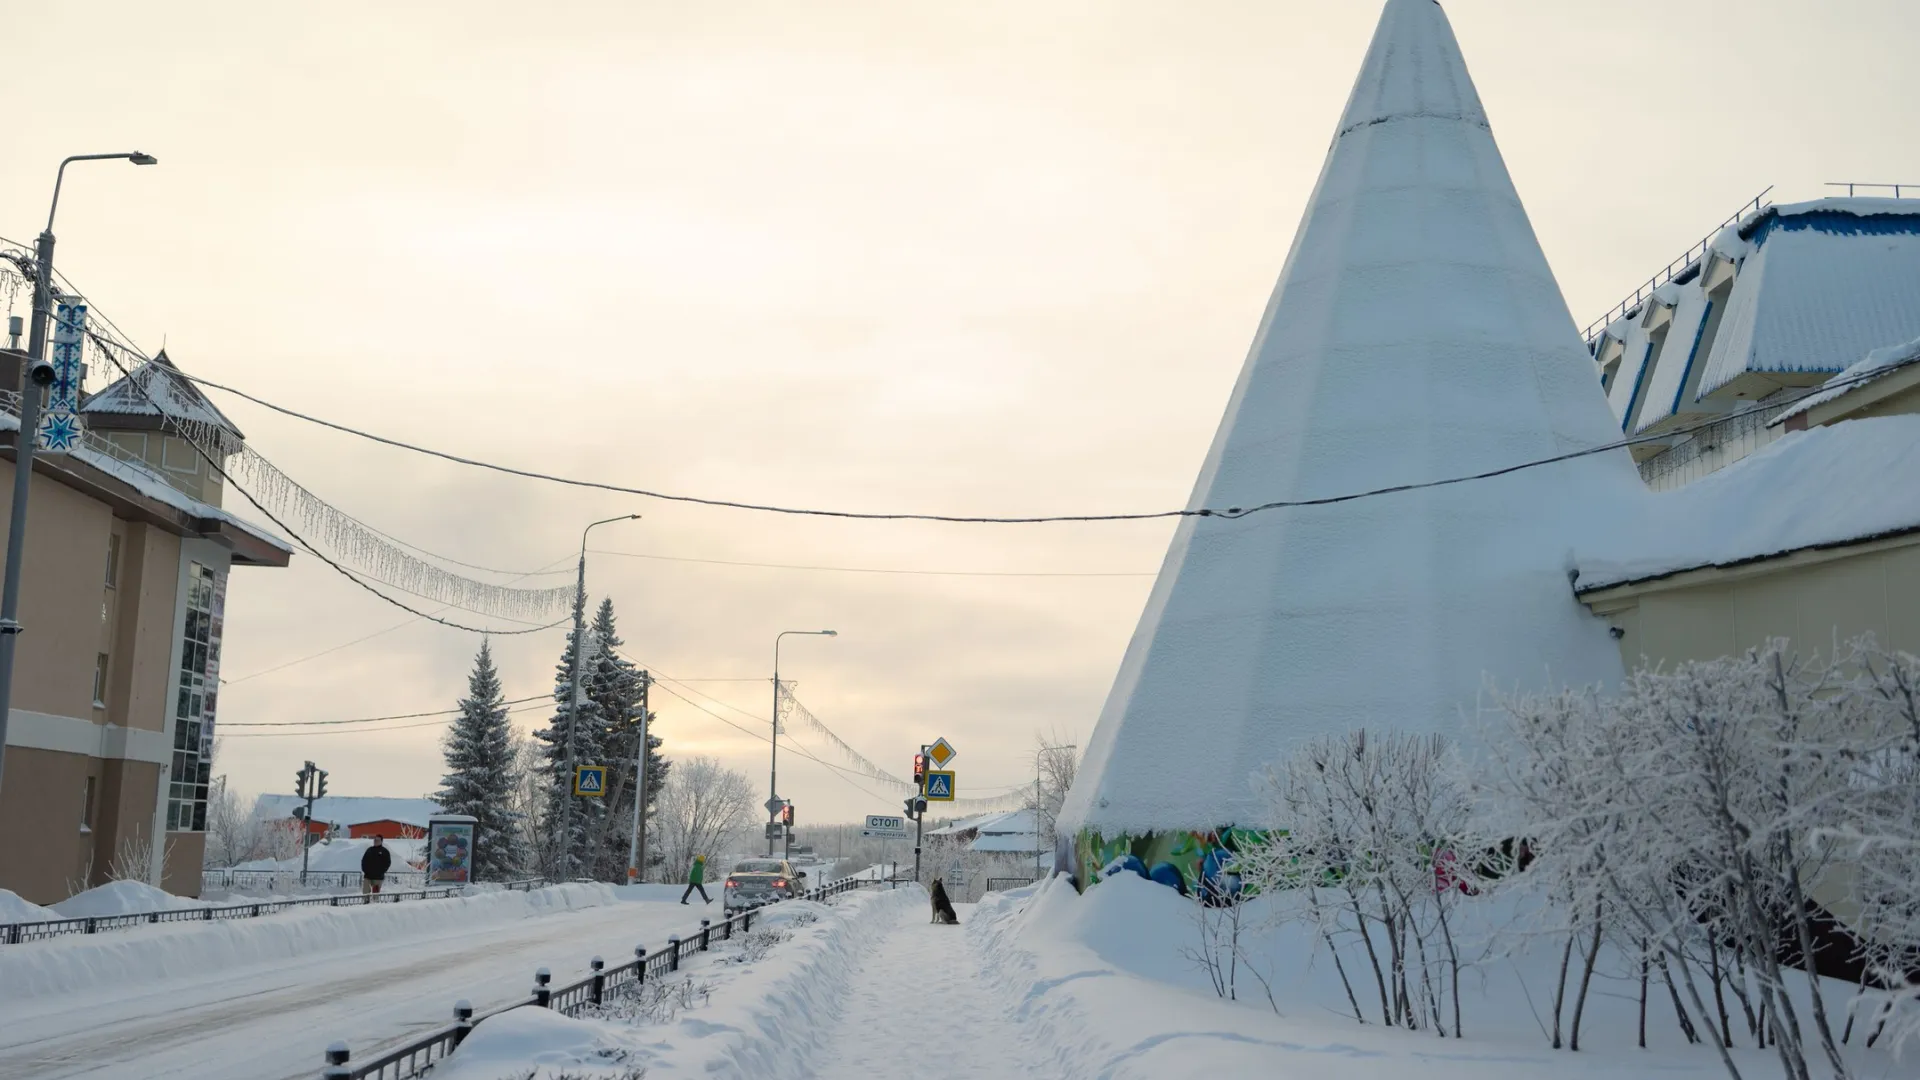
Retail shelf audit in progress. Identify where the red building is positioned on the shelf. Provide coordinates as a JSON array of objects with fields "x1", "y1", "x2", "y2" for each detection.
[{"x1": 347, "y1": 820, "x2": 427, "y2": 840}]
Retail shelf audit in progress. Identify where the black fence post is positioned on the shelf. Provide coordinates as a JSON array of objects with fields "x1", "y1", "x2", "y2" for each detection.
[
  {"x1": 533, "y1": 967, "x2": 552, "y2": 1008},
  {"x1": 667, "y1": 936, "x2": 681, "y2": 972},
  {"x1": 634, "y1": 945, "x2": 647, "y2": 986},
  {"x1": 452, "y1": 1000, "x2": 475, "y2": 1050},
  {"x1": 723, "y1": 915, "x2": 733, "y2": 941},
  {"x1": 590, "y1": 957, "x2": 605, "y2": 1006},
  {"x1": 699, "y1": 919, "x2": 710, "y2": 951},
  {"x1": 322, "y1": 1041, "x2": 350, "y2": 1079}
]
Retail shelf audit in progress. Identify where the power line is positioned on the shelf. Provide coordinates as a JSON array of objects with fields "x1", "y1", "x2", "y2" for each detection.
[
  {"x1": 220, "y1": 554, "x2": 577, "y2": 685},
  {"x1": 220, "y1": 701, "x2": 553, "y2": 739},
  {"x1": 588, "y1": 548, "x2": 1153, "y2": 578},
  {"x1": 17, "y1": 230, "x2": 1920, "y2": 531},
  {"x1": 219, "y1": 694, "x2": 549, "y2": 728},
  {"x1": 84, "y1": 340, "x2": 571, "y2": 637},
  {"x1": 172, "y1": 358, "x2": 1920, "y2": 526}
]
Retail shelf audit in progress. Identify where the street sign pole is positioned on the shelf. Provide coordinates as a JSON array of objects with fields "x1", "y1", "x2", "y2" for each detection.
[{"x1": 913, "y1": 744, "x2": 927, "y2": 885}]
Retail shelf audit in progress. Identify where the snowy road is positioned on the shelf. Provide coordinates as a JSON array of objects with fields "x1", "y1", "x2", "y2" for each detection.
[
  {"x1": 0, "y1": 895, "x2": 717, "y2": 1080},
  {"x1": 809, "y1": 903, "x2": 1039, "y2": 1079}
]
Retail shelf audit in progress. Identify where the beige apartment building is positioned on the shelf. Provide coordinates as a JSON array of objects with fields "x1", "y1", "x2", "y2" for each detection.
[{"x1": 0, "y1": 349, "x2": 289, "y2": 905}]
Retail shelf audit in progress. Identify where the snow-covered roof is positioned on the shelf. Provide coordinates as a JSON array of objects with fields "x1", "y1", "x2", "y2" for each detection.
[
  {"x1": 1059, "y1": 0, "x2": 1640, "y2": 837},
  {"x1": 252, "y1": 794, "x2": 444, "y2": 829},
  {"x1": 925, "y1": 811, "x2": 1015, "y2": 837},
  {"x1": 1630, "y1": 278, "x2": 1716, "y2": 432},
  {"x1": 0, "y1": 407, "x2": 291, "y2": 559},
  {"x1": 1576, "y1": 414, "x2": 1920, "y2": 591},
  {"x1": 81, "y1": 350, "x2": 244, "y2": 440},
  {"x1": 1697, "y1": 199, "x2": 1920, "y2": 396},
  {"x1": 1769, "y1": 336, "x2": 1920, "y2": 427}
]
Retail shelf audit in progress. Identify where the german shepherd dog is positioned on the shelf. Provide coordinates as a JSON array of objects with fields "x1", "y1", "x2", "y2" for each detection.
[{"x1": 929, "y1": 879, "x2": 960, "y2": 925}]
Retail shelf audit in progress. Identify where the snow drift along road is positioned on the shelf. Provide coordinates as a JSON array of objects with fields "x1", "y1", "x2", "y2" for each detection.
[{"x1": 0, "y1": 882, "x2": 623, "y2": 1003}]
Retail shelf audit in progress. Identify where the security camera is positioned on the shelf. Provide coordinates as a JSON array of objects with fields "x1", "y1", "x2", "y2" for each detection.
[{"x1": 27, "y1": 359, "x2": 56, "y2": 387}]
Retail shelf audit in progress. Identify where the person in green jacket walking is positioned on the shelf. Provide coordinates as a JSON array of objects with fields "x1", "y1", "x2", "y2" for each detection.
[{"x1": 680, "y1": 854, "x2": 711, "y2": 904}]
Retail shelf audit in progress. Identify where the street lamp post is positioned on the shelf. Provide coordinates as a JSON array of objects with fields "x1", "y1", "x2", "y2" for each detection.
[
  {"x1": 1034, "y1": 743, "x2": 1076, "y2": 881},
  {"x1": 0, "y1": 152, "x2": 157, "y2": 799},
  {"x1": 770, "y1": 629, "x2": 836, "y2": 855},
  {"x1": 561, "y1": 513, "x2": 640, "y2": 878}
]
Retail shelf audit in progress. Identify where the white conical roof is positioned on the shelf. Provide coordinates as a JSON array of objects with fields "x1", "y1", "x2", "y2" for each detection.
[{"x1": 1059, "y1": 0, "x2": 1645, "y2": 838}]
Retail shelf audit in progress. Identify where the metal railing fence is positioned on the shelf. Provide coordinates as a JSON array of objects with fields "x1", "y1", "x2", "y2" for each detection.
[
  {"x1": 319, "y1": 874, "x2": 879, "y2": 1079},
  {"x1": 1, "y1": 878, "x2": 548, "y2": 945}
]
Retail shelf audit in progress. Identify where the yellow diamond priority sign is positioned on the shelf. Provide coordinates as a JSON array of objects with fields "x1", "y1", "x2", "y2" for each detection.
[{"x1": 927, "y1": 737, "x2": 957, "y2": 769}]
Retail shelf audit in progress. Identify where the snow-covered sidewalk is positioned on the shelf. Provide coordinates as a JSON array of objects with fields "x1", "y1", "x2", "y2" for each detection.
[{"x1": 808, "y1": 901, "x2": 1038, "y2": 1078}]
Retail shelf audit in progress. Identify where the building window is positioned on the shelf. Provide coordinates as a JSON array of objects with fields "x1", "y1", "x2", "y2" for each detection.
[
  {"x1": 81, "y1": 776, "x2": 96, "y2": 832},
  {"x1": 166, "y1": 561, "x2": 226, "y2": 833},
  {"x1": 93, "y1": 653, "x2": 109, "y2": 708},
  {"x1": 106, "y1": 533, "x2": 121, "y2": 589}
]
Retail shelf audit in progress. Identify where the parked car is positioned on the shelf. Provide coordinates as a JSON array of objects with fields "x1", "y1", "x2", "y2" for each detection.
[{"x1": 723, "y1": 858, "x2": 809, "y2": 911}]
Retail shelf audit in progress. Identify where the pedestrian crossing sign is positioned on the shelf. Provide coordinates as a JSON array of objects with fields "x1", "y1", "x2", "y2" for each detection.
[
  {"x1": 924, "y1": 770, "x2": 956, "y2": 801},
  {"x1": 574, "y1": 765, "x2": 607, "y2": 796}
]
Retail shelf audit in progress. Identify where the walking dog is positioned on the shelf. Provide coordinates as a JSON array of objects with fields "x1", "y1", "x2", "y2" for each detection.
[{"x1": 929, "y1": 879, "x2": 960, "y2": 925}]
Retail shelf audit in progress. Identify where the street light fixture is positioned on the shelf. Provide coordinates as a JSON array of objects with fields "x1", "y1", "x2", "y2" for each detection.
[
  {"x1": 770, "y1": 629, "x2": 836, "y2": 856},
  {"x1": 0, "y1": 152, "x2": 157, "y2": 799},
  {"x1": 560, "y1": 513, "x2": 641, "y2": 877}
]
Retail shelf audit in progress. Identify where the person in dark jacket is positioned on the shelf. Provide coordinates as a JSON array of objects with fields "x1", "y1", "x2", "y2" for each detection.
[{"x1": 361, "y1": 836, "x2": 393, "y2": 896}]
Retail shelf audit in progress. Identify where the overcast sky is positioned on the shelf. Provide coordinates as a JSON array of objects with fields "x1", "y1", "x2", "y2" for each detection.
[{"x1": 6, "y1": 1, "x2": 1918, "y2": 825}]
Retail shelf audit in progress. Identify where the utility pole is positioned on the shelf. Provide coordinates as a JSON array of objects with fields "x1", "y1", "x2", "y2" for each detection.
[
  {"x1": 564, "y1": 515, "x2": 639, "y2": 879},
  {"x1": 0, "y1": 151, "x2": 155, "y2": 800},
  {"x1": 626, "y1": 671, "x2": 651, "y2": 883},
  {"x1": 769, "y1": 629, "x2": 836, "y2": 855}
]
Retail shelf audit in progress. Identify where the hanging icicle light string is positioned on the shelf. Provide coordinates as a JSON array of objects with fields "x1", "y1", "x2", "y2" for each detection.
[{"x1": 84, "y1": 330, "x2": 576, "y2": 622}]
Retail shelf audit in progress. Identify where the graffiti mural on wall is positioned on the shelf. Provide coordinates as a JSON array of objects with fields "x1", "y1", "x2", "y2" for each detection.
[{"x1": 1072, "y1": 827, "x2": 1271, "y2": 903}]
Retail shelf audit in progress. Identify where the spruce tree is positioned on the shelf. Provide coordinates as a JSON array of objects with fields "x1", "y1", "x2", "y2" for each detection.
[
  {"x1": 436, "y1": 641, "x2": 526, "y2": 881},
  {"x1": 580, "y1": 599, "x2": 671, "y2": 879},
  {"x1": 533, "y1": 593, "x2": 610, "y2": 878}
]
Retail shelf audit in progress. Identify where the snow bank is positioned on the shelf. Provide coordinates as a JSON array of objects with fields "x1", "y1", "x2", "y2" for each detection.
[
  {"x1": 431, "y1": 886, "x2": 918, "y2": 1079},
  {"x1": 0, "y1": 889, "x2": 55, "y2": 923},
  {"x1": 972, "y1": 876, "x2": 1902, "y2": 1079},
  {"x1": 52, "y1": 880, "x2": 205, "y2": 918},
  {"x1": 0, "y1": 883, "x2": 622, "y2": 1005}
]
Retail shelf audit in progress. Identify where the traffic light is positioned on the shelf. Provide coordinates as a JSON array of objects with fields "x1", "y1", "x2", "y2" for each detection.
[
  {"x1": 780, "y1": 804, "x2": 794, "y2": 827},
  {"x1": 903, "y1": 795, "x2": 918, "y2": 818},
  {"x1": 912, "y1": 753, "x2": 926, "y2": 786},
  {"x1": 294, "y1": 762, "x2": 313, "y2": 798},
  {"x1": 315, "y1": 769, "x2": 329, "y2": 799}
]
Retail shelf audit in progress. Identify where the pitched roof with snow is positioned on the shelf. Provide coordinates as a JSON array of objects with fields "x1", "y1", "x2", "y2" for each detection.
[
  {"x1": 82, "y1": 350, "x2": 245, "y2": 441},
  {"x1": 1769, "y1": 336, "x2": 1920, "y2": 427},
  {"x1": 1057, "y1": 0, "x2": 1641, "y2": 838},
  {"x1": 252, "y1": 794, "x2": 444, "y2": 829},
  {"x1": 1575, "y1": 414, "x2": 1920, "y2": 591},
  {"x1": 1696, "y1": 200, "x2": 1920, "y2": 397}
]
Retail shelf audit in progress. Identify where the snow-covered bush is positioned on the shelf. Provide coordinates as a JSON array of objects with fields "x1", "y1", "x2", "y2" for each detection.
[
  {"x1": 1236, "y1": 730, "x2": 1482, "y2": 1036},
  {"x1": 1488, "y1": 638, "x2": 1920, "y2": 1078}
]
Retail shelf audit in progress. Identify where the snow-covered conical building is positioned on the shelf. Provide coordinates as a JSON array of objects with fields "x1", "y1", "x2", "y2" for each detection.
[{"x1": 1058, "y1": 0, "x2": 1647, "y2": 882}]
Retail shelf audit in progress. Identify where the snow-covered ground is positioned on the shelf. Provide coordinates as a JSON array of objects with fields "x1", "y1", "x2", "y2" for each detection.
[
  {"x1": 421, "y1": 877, "x2": 1919, "y2": 1080},
  {"x1": 0, "y1": 883, "x2": 711, "y2": 1080}
]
